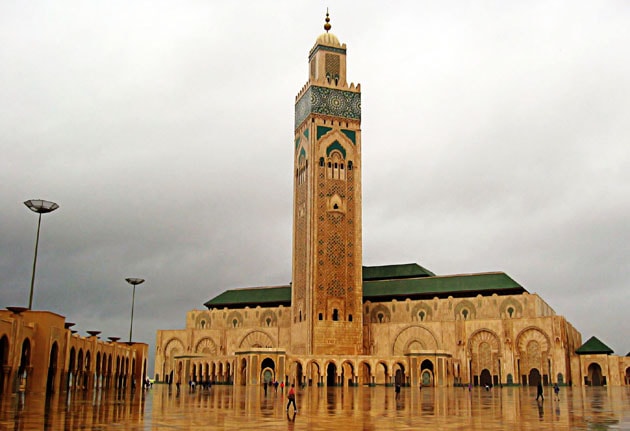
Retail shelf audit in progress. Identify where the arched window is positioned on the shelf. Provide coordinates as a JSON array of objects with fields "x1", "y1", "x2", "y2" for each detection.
[
  {"x1": 318, "y1": 313, "x2": 323, "y2": 321},
  {"x1": 327, "y1": 151, "x2": 345, "y2": 180},
  {"x1": 332, "y1": 309, "x2": 339, "y2": 321}
]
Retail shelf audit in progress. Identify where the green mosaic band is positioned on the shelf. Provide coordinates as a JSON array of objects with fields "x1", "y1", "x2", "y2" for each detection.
[{"x1": 295, "y1": 86, "x2": 361, "y2": 129}]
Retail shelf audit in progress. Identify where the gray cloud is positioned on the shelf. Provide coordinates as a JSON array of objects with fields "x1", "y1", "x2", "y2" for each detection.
[{"x1": 1, "y1": 1, "x2": 628, "y2": 370}]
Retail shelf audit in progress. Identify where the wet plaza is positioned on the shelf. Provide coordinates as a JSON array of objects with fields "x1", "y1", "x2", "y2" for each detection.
[{"x1": 1, "y1": 384, "x2": 629, "y2": 430}]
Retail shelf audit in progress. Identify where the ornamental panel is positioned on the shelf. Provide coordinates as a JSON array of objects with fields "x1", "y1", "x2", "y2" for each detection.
[{"x1": 295, "y1": 86, "x2": 361, "y2": 128}]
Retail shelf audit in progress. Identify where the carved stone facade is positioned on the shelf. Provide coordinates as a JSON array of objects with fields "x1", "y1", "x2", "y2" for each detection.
[
  {"x1": 0, "y1": 309, "x2": 148, "y2": 395},
  {"x1": 154, "y1": 17, "x2": 629, "y2": 388}
]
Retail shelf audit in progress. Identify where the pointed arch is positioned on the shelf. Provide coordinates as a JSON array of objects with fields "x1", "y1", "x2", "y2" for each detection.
[
  {"x1": 195, "y1": 337, "x2": 218, "y2": 354},
  {"x1": 370, "y1": 304, "x2": 391, "y2": 323},
  {"x1": 392, "y1": 325, "x2": 439, "y2": 355},
  {"x1": 238, "y1": 330, "x2": 274, "y2": 349},
  {"x1": 516, "y1": 327, "x2": 550, "y2": 354}
]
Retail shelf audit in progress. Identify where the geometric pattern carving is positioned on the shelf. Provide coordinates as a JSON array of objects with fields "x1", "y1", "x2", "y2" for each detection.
[
  {"x1": 226, "y1": 311, "x2": 244, "y2": 328},
  {"x1": 516, "y1": 327, "x2": 550, "y2": 376},
  {"x1": 325, "y1": 53, "x2": 340, "y2": 78},
  {"x1": 499, "y1": 297, "x2": 522, "y2": 318},
  {"x1": 259, "y1": 310, "x2": 278, "y2": 327},
  {"x1": 392, "y1": 325, "x2": 439, "y2": 355},
  {"x1": 468, "y1": 329, "x2": 500, "y2": 354},
  {"x1": 468, "y1": 329, "x2": 500, "y2": 375},
  {"x1": 195, "y1": 312, "x2": 211, "y2": 329},
  {"x1": 195, "y1": 337, "x2": 218, "y2": 354},
  {"x1": 454, "y1": 299, "x2": 476, "y2": 320},
  {"x1": 295, "y1": 86, "x2": 361, "y2": 128},
  {"x1": 516, "y1": 327, "x2": 550, "y2": 355},
  {"x1": 370, "y1": 304, "x2": 391, "y2": 323},
  {"x1": 411, "y1": 303, "x2": 432, "y2": 322},
  {"x1": 164, "y1": 338, "x2": 185, "y2": 360},
  {"x1": 239, "y1": 330, "x2": 274, "y2": 349}
]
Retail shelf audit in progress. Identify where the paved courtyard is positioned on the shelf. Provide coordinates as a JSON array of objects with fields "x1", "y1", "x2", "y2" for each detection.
[{"x1": 1, "y1": 384, "x2": 629, "y2": 430}]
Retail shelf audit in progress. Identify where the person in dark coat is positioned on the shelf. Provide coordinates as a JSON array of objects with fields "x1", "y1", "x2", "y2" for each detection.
[{"x1": 536, "y1": 381, "x2": 544, "y2": 401}]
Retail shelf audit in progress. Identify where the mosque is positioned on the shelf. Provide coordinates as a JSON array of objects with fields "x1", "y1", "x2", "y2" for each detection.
[{"x1": 153, "y1": 14, "x2": 629, "y2": 389}]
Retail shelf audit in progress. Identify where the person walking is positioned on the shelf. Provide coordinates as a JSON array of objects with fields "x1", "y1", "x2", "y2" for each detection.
[
  {"x1": 553, "y1": 383, "x2": 560, "y2": 401},
  {"x1": 536, "y1": 381, "x2": 544, "y2": 401},
  {"x1": 286, "y1": 384, "x2": 298, "y2": 413},
  {"x1": 395, "y1": 383, "x2": 401, "y2": 400}
]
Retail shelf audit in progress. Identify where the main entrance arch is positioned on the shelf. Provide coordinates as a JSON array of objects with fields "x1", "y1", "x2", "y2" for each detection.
[{"x1": 528, "y1": 368, "x2": 541, "y2": 387}]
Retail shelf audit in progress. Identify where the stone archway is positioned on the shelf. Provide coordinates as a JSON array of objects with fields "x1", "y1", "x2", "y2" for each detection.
[
  {"x1": 238, "y1": 331, "x2": 274, "y2": 349},
  {"x1": 420, "y1": 359, "x2": 434, "y2": 387},
  {"x1": 394, "y1": 362, "x2": 406, "y2": 386},
  {"x1": 0, "y1": 335, "x2": 9, "y2": 393},
  {"x1": 326, "y1": 363, "x2": 337, "y2": 386},
  {"x1": 516, "y1": 327, "x2": 550, "y2": 385},
  {"x1": 587, "y1": 363, "x2": 603, "y2": 386},
  {"x1": 393, "y1": 326, "x2": 439, "y2": 355},
  {"x1": 528, "y1": 368, "x2": 541, "y2": 387},
  {"x1": 341, "y1": 361, "x2": 355, "y2": 386},
  {"x1": 480, "y1": 369, "x2": 492, "y2": 387},
  {"x1": 46, "y1": 342, "x2": 59, "y2": 394},
  {"x1": 164, "y1": 338, "x2": 185, "y2": 381},
  {"x1": 260, "y1": 357, "x2": 275, "y2": 385},
  {"x1": 240, "y1": 358, "x2": 247, "y2": 386},
  {"x1": 468, "y1": 329, "x2": 500, "y2": 386},
  {"x1": 18, "y1": 338, "x2": 31, "y2": 392},
  {"x1": 195, "y1": 337, "x2": 218, "y2": 354}
]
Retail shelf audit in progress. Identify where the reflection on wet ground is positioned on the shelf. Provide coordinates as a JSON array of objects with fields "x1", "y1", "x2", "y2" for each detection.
[{"x1": 1, "y1": 384, "x2": 629, "y2": 430}]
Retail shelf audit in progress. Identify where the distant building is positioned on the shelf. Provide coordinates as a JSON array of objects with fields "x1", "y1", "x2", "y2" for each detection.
[
  {"x1": 154, "y1": 14, "x2": 629, "y2": 388},
  {"x1": 0, "y1": 308, "x2": 148, "y2": 395}
]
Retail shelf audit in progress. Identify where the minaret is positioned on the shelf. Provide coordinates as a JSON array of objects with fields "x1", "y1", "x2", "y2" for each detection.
[{"x1": 291, "y1": 12, "x2": 363, "y2": 356}]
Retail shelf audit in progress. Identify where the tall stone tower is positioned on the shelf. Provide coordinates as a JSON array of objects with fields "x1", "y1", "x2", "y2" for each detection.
[{"x1": 291, "y1": 13, "x2": 363, "y2": 356}]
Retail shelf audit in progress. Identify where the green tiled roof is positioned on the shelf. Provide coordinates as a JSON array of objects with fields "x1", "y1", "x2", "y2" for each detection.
[
  {"x1": 362, "y1": 263, "x2": 435, "y2": 280},
  {"x1": 363, "y1": 272, "x2": 524, "y2": 301},
  {"x1": 204, "y1": 265, "x2": 526, "y2": 309},
  {"x1": 575, "y1": 336, "x2": 614, "y2": 355},
  {"x1": 204, "y1": 285, "x2": 291, "y2": 308}
]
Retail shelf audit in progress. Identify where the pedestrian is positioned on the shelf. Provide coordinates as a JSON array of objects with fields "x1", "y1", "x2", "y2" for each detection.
[
  {"x1": 263, "y1": 381, "x2": 268, "y2": 395},
  {"x1": 286, "y1": 384, "x2": 297, "y2": 413},
  {"x1": 468, "y1": 383, "x2": 472, "y2": 392},
  {"x1": 281, "y1": 381, "x2": 285, "y2": 392},
  {"x1": 274, "y1": 380, "x2": 279, "y2": 393},
  {"x1": 553, "y1": 383, "x2": 560, "y2": 400},
  {"x1": 536, "y1": 381, "x2": 544, "y2": 401},
  {"x1": 395, "y1": 383, "x2": 401, "y2": 400}
]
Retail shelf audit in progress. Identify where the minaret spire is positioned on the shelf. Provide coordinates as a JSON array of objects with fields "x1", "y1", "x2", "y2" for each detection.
[{"x1": 324, "y1": 9, "x2": 331, "y2": 33}]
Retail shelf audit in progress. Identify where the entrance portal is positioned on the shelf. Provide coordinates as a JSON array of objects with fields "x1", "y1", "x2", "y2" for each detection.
[
  {"x1": 528, "y1": 368, "x2": 541, "y2": 387},
  {"x1": 480, "y1": 369, "x2": 492, "y2": 387}
]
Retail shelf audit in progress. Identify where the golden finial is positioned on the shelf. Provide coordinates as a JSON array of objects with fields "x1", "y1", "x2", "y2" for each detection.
[{"x1": 324, "y1": 8, "x2": 331, "y2": 32}]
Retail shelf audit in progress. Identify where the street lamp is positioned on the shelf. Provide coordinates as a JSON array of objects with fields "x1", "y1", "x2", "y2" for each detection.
[
  {"x1": 125, "y1": 277, "x2": 145, "y2": 343},
  {"x1": 24, "y1": 199, "x2": 59, "y2": 310}
]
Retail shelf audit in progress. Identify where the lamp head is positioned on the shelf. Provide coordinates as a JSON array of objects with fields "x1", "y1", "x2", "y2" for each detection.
[
  {"x1": 125, "y1": 278, "x2": 145, "y2": 286},
  {"x1": 24, "y1": 199, "x2": 59, "y2": 214}
]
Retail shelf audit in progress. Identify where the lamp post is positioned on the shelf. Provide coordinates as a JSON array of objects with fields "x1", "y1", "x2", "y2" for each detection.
[
  {"x1": 125, "y1": 277, "x2": 145, "y2": 343},
  {"x1": 24, "y1": 199, "x2": 59, "y2": 310}
]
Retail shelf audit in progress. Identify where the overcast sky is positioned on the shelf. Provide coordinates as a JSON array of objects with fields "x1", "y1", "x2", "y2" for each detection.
[{"x1": 1, "y1": 1, "x2": 628, "y2": 373}]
